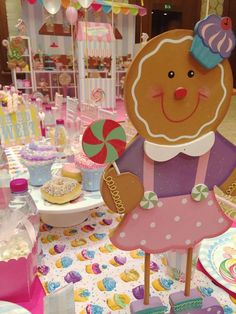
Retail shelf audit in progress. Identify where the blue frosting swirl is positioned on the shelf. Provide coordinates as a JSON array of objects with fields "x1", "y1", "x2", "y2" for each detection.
[
  {"x1": 103, "y1": 277, "x2": 116, "y2": 291},
  {"x1": 160, "y1": 278, "x2": 173, "y2": 290},
  {"x1": 61, "y1": 256, "x2": 73, "y2": 268}
]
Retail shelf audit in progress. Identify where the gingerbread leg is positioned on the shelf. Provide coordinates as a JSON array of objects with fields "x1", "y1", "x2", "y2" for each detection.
[
  {"x1": 130, "y1": 253, "x2": 166, "y2": 314},
  {"x1": 169, "y1": 248, "x2": 224, "y2": 313}
]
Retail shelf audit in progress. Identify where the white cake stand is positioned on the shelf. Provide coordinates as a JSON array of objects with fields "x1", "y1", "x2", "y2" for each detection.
[{"x1": 30, "y1": 188, "x2": 104, "y2": 227}]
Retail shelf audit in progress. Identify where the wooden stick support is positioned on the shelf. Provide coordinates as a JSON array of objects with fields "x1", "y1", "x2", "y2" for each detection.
[
  {"x1": 144, "y1": 252, "x2": 150, "y2": 305},
  {"x1": 184, "y1": 247, "x2": 193, "y2": 297},
  {"x1": 112, "y1": 161, "x2": 120, "y2": 175}
]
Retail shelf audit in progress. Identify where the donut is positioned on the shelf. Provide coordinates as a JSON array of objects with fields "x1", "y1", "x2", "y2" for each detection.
[{"x1": 41, "y1": 177, "x2": 81, "y2": 204}]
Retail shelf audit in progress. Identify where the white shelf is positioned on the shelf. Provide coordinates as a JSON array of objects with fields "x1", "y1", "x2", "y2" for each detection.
[{"x1": 34, "y1": 70, "x2": 77, "y2": 73}]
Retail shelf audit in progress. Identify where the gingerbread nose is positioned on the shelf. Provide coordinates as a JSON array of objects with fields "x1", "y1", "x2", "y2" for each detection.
[{"x1": 175, "y1": 87, "x2": 187, "y2": 100}]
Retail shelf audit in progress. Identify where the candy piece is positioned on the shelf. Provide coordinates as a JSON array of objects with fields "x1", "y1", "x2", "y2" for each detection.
[
  {"x1": 82, "y1": 119, "x2": 126, "y2": 164},
  {"x1": 191, "y1": 184, "x2": 209, "y2": 202},
  {"x1": 91, "y1": 88, "x2": 105, "y2": 103},
  {"x1": 140, "y1": 191, "x2": 158, "y2": 209}
]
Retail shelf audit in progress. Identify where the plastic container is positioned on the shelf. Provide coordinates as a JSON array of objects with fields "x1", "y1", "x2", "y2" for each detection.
[
  {"x1": 0, "y1": 178, "x2": 39, "y2": 302},
  {"x1": 54, "y1": 119, "x2": 68, "y2": 152},
  {"x1": 9, "y1": 179, "x2": 39, "y2": 234},
  {"x1": 44, "y1": 105, "x2": 55, "y2": 139}
]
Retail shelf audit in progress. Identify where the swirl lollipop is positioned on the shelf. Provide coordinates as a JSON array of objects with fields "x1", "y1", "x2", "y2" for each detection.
[
  {"x1": 82, "y1": 119, "x2": 126, "y2": 170},
  {"x1": 91, "y1": 88, "x2": 105, "y2": 104}
]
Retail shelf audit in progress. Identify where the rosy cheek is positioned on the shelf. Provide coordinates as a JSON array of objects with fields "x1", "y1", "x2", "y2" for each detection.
[
  {"x1": 150, "y1": 87, "x2": 164, "y2": 99},
  {"x1": 198, "y1": 87, "x2": 210, "y2": 100}
]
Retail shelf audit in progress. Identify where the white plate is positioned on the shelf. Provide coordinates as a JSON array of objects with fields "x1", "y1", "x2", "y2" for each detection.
[
  {"x1": 0, "y1": 301, "x2": 30, "y2": 314},
  {"x1": 199, "y1": 228, "x2": 236, "y2": 293},
  {"x1": 30, "y1": 188, "x2": 103, "y2": 215}
]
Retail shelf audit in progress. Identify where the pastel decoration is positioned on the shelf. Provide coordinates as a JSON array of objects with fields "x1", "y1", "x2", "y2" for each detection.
[
  {"x1": 43, "y1": 0, "x2": 61, "y2": 14},
  {"x1": 0, "y1": 103, "x2": 41, "y2": 147},
  {"x1": 61, "y1": 0, "x2": 70, "y2": 8},
  {"x1": 140, "y1": 191, "x2": 158, "y2": 209},
  {"x1": 82, "y1": 119, "x2": 126, "y2": 164},
  {"x1": 191, "y1": 184, "x2": 209, "y2": 202},
  {"x1": 219, "y1": 258, "x2": 236, "y2": 284},
  {"x1": 66, "y1": 6, "x2": 78, "y2": 25},
  {"x1": 91, "y1": 88, "x2": 105, "y2": 103},
  {"x1": 190, "y1": 15, "x2": 236, "y2": 69},
  {"x1": 78, "y1": 0, "x2": 93, "y2": 9},
  {"x1": 103, "y1": 5, "x2": 112, "y2": 14}
]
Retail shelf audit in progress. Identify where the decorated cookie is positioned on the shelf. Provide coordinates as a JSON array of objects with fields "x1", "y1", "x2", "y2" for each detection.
[
  {"x1": 109, "y1": 255, "x2": 127, "y2": 267},
  {"x1": 99, "y1": 218, "x2": 113, "y2": 226},
  {"x1": 81, "y1": 225, "x2": 95, "y2": 233},
  {"x1": 44, "y1": 281, "x2": 60, "y2": 294},
  {"x1": 120, "y1": 269, "x2": 140, "y2": 282},
  {"x1": 97, "y1": 277, "x2": 116, "y2": 291},
  {"x1": 77, "y1": 249, "x2": 95, "y2": 261},
  {"x1": 63, "y1": 228, "x2": 78, "y2": 236},
  {"x1": 64, "y1": 271, "x2": 82, "y2": 283},
  {"x1": 49, "y1": 244, "x2": 65, "y2": 255},
  {"x1": 71, "y1": 238, "x2": 87, "y2": 247},
  {"x1": 74, "y1": 288, "x2": 90, "y2": 302},
  {"x1": 99, "y1": 243, "x2": 116, "y2": 253},
  {"x1": 130, "y1": 249, "x2": 145, "y2": 259},
  {"x1": 86, "y1": 263, "x2": 102, "y2": 275},
  {"x1": 55, "y1": 256, "x2": 73, "y2": 268},
  {"x1": 152, "y1": 278, "x2": 174, "y2": 291},
  {"x1": 89, "y1": 233, "x2": 106, "y2": 242},
  {"x1": 41, "y1": 234, "x2": 59, "y2": 244},
  {"x1": 107, "y1": 294, "x2": 130, "y2": 311},
  {"x1": 80, "y1": 304, "x2": 104, "y2": 314}
]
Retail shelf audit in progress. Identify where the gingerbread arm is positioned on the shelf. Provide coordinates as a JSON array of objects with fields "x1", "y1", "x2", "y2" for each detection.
[{"x1": 220, "y1": 168, "x2": 236, "y2": 196}]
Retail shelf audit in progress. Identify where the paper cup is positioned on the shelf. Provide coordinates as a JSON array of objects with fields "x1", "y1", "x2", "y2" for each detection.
[{"x1": 164, "y1": 246, "x2": 200, "y2": 282}]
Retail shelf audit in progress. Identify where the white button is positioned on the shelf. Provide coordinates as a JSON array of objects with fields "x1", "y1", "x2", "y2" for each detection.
[
  {"x1": 196, "y1": 221, "x2": 202, "y2": 227},
  {"x1": 216, "y1": 311, "x2": 221, "y2": 314},
  {"x1": 140, "y1": 240, "x2": 146, "y2": 246},
  {"x1": 218, "y1": 218, "x2": 224, "y2": 224},
  {"x1": 150, "y1": 222, "x2": 156, "y2": 228},
  {"x1": 120, "y1": 232, "x2": 126, "y2": 238},
  {"x1": 181, "y1": 198, "x2": 188, "y2": 204},
  {"x1": 174, "y1": 216, "x2": 180, "y2": 222},
  {"x1": 207, "y1": 308, "x2": 212, "y2": 312},
  {"x1": 157, "y1": 201, "x2": 163, "y2": 207},
  {"x1": 185, "y1": 240, "x2": 191, "y2": 245},
  {"x1": 208, "y1": 200, "x2": 213, "y2": 206},
  {"x1": 132, "y1": 213, "x2": 139, "y2": 220},
  {"x1": 165, "y1": 234, "x2": 172, "y2": 240}
]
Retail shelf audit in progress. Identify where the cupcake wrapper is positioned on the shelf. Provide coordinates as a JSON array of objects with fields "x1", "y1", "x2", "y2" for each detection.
[
  {"x1": 190, "y1": 35, "x2": 223, "y2": 69},
  {"x1": 26, "y1": 163, "x2": 53, "y2": 187},
  {"x1": 80, "y1": 168, "x2": 104, "y2": 192}
]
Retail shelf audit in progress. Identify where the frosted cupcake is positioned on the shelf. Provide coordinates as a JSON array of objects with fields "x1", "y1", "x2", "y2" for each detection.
[
  {"x1": 190, "y1": 14, "x2": 235, "y2": 69},
  {"x1": 75, "y1": 151, "x2": 105, "y2": 192},
  {"x1": 20, "y1": 140, "x2": 57, "y2": 186}
]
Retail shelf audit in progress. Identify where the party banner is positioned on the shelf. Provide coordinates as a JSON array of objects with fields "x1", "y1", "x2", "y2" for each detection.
[{"x1": 0, "y1": 105, "x2": 41, "y2": 147}]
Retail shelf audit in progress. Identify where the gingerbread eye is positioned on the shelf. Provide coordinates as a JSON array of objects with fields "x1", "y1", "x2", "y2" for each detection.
[
  {"x1": 187, "y1": 70, "x2": 195, "y2": 78},
  {"x1": 168, "y1": 71, "x2": 175, "y2": 79}
]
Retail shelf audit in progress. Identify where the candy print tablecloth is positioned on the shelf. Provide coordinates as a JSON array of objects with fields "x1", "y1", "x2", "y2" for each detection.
[{"x1": 39, "y1": 207, "x2": 236, "y2": 314}]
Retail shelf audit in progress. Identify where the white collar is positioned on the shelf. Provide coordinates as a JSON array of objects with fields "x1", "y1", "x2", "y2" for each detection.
[{"x1": 144, "y1": 132, "x2": 215, "y2": 162}]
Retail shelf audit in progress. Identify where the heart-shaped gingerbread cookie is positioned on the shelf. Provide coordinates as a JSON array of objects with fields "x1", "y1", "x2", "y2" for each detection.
[{"x1": 100, "y1": 167, "x2": 144, "y2": 214}]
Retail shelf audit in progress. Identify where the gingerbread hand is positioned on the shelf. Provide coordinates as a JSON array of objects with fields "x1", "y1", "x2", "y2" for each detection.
[{"x1": 100, "y1": 166, "x2": 144, "y2": 215}]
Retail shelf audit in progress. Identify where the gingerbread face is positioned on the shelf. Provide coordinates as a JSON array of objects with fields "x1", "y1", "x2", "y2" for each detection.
[{"x1": 125, "y1": 30, "x2": 233, "y2": 145}]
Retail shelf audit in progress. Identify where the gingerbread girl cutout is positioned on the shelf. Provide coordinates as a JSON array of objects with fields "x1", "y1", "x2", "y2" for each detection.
[{"x1": 101, "y1": 14, "x2": 236, "y2": 313}]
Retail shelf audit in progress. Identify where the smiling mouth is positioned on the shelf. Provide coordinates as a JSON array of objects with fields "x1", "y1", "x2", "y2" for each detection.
[{"x1": 152, "y1": 92, "x2": 206, "y2": 123}]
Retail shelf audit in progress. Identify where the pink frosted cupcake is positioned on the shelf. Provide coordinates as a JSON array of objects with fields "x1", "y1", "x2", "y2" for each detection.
[
  {"x1": 75, "y1": 151, "x2": 105, "y2": 192},
  {"x1": 190, "y1": 14, "x2": 235, "y2": 69}
]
